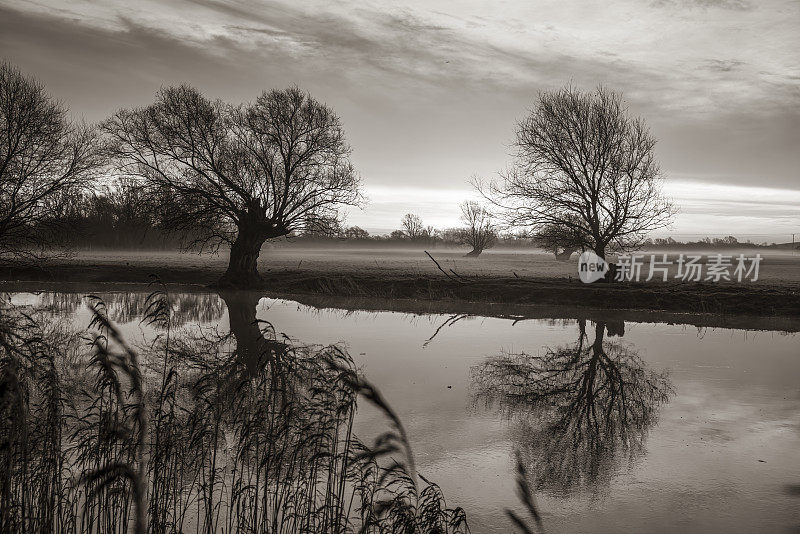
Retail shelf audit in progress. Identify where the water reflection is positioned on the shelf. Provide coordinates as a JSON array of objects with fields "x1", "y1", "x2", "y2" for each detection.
[
  {"x1": 472, "y1": 320, "x2": 673, "y2": 495},
  {"x1": 0, "y1": 293, "x2": 468, "y2": 534},
  {"x1": 7, "y1": 289, "x2": 800, "y2": 533},
  {"x1": 36, "y1": 290, "x2": 226, "y2": 326},
  {"x1": 217, "y1": 291, "x2": 291, "y2": 376}
]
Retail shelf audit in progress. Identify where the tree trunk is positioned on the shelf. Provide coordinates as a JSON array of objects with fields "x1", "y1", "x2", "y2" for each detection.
[
  {"x1": 465, "y1": 247, "x2": 482, "y2": 257},
  {"x1": 218, "y1": 291, "x2": 289, "y2": 377},
  {"x1": 593, "y1": 321, "x2": 606, "y2": 354},
  {"x1": 593, "y1": 245, "x2": 617, "y2": 283},
  {"x1": 605, "y1": 320, "x2": 625, "y2": 337},
  {"x1": 593, "y1": 245, "x2": 606, "y2": 260},
  {"x1": 218, "y1": 227, "x2": 267, "y2": 288},
  {"x1": 555, "y1": 247, "x2": 577, "y2": 261}
]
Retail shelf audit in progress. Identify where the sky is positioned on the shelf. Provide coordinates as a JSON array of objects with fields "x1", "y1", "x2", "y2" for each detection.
[{"x1": 1, "y1": 0, "x2": 798, "y2": 241}]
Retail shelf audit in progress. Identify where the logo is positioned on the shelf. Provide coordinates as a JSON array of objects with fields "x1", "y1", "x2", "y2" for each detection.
[{"x1": 577, "y1": 251, "x2": 609, "y2": 283}]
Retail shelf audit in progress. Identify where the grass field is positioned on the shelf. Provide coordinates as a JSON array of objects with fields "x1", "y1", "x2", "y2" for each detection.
[
  {"x1": 7, "y1": 245, "x2": 800, "y2": 283},
  {"x1": 3, "y1": 245, "x2": 800, "y2": 316}
]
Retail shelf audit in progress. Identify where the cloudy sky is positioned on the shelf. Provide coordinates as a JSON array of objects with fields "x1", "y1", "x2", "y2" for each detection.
[{"x1": 2, "y1": 0, "x2": 798, "y2": 240}]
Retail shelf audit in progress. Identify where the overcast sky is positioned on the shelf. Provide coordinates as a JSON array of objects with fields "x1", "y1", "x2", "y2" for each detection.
[{"x1": 2, "y1": 0, "x2": 798, "y2": 239}]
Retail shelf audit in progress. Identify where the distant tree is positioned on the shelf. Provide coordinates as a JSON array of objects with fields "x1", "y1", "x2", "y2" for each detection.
[
  {"x1": 302, "y1": 212, "x2": 343, "y2": 238},
  {"x1": 0, "y1": 62, "x2": 100, "y2": 260},
  {"x1": 110, "y1": 178, "x2": 153, "y2": 239},
  {"x1": 439, "y1": 227, "x2": 465, "y2": 245},
  {"x1": 343, "y1": 226, "x2": 369, "y2": 240},
  {"x1": 46, "y1": 187, "x2": 90, "y2": 234},
  {"x1": 389, "y1": 229, "x2": 407, "y2": 240},
  {"x1": 103, "y1": 85, "x2": 361, "y2": 287},
  {"x1": 40, "y1": 179, "x2": 197, "y2": 250},
  {"x1": 534, "y1": 221, "x2": 585, "y2": 261},
  {"x1": 400, "y1": 213, "x2": 425, "y2": 240},
  {"x1": 653, "y1": 237, "x2": 676, "y2": 247},
  {"x1": 85, "y1": 178, "x2": 156, "y2": 247},
  {"x1": 459, "y1": 201, "x2": 496, "y2": 257},
  {"x1": 477, "y1": 86, "x2": 675, "y2": 259}
]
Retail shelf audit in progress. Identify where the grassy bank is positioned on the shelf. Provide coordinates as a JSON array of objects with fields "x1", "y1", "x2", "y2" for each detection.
[{"x1": 2, "y1": 248, "x2": 800, "y2": 317}]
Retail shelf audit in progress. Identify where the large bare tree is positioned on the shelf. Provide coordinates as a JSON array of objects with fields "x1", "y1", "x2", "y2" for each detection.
[
  {"x1": 459, "y1": 201, "x2": 496, "y2": 257},
  {"x1": 478, "y1": 86, "x2": 675, "y2": 259},
  {"x1": 0, "y1": 62, "x2": 100, "y2": 260},
  {"x1": 103, "y1": 85, "x2": 361, "y2": 287}
]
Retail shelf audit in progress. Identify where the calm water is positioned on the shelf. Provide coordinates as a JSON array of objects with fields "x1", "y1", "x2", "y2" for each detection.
[{"x1": 7, "y1": 288, "x2": 800, "y2": 533}]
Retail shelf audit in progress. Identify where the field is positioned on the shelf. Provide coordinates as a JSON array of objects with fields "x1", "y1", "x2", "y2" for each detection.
[
  {"x1": 5, "y1": 245, "x2": 800, "y2": 283},
  {"x1": 3, "y1": 245, "x2": 800, "y2": 317}
]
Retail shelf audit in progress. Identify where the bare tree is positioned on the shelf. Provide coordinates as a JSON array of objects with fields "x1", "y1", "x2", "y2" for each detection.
[
  {"x1": 0, "y1": 62, "x2": 100, "y2": 260},
  {"x1": 343, "y1": 226, "x2": 369, "y2": 239},
  {"x1": 459, "y1": 200, "x2": 496, "y2": 257},
  {"x1": 534, "y1": 221, "x2": 585, "y2": 261},
  {"x1": 103, "y1": 85, "x2": 361, "y2": 287},
  {"x1": 302, "y1": 212, "x2": 343, "y2": 237},
  {"x1": 400, "y1": 213, "x2": 425, "y2": 240},
  {"x1": 478, "y1": 86, "x2": 675, "y2": 259}
]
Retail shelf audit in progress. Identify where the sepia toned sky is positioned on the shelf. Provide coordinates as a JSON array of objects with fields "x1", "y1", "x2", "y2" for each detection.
[{"x1": 2, "y1": 0, "x2": 798, "y2": 239}]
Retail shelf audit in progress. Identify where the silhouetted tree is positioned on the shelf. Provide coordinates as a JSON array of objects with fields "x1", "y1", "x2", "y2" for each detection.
[
  {"x1": 438, "y1": 227, "x2": 466, "y2": 246},
  {"x1": 534, "y1": 221, "x2": 586, "y2": 261},
  {"x1": 390, "y1": 230, "x2": 407, "y2": 240},
  {"x1": 478, "y1": 86, "x2": 675, "y2": 259},
  {"x1": 103, "y1": 85, "x2": 361, "y2": 287},
  {"x1": 0, "y1": 62, "x2": 100, "y2": 260},
  {"x1": 459, "y1": 201, "x2": 496, "y2": 257},
  {"x1": 77, "y1": 178, "x2": 157, "y2": 248},
  {"x1": 343, "y1": 226, "x2": 369, "y2": 239},
  {"x1": 472, "y1": 320, "x2": 672, "y2": 494},
  {"x1": 400, "y1": 213, "x2": 425, "y2": 240},
  {"x1": 302, "y1": 212, "x2": 343, "y2": 238},
  {"x1": 717, "y1": 235, "x2": 739, "y2": 246}
]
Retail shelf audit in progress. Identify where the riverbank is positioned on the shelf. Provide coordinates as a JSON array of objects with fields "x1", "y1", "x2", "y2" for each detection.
[{"x1": 3, "y1": 248, "x2": 800, "y2": 317}]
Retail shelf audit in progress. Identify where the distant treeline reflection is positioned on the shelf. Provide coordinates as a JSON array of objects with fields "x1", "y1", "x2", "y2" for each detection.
[{"x1": 38, "y1": 291, "x2": 227, "y2": 326}]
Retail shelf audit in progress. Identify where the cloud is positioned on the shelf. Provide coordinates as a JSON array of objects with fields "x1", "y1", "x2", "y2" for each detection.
[
  {"x1": 1, "y1": 0, "x2": 798, "y2": 235},
  {"x1": 704, "y1": 59, "x2": 745, "y2": 73},
  {"x1": 664, "y1": 181, "x2": 800, "y2": 237},
  {"x1": 652, "y1": 0, "x2": 753, "y2": 11},
  {"x1": 4, "y1": 0, "x2": 797, "y2": 117}
]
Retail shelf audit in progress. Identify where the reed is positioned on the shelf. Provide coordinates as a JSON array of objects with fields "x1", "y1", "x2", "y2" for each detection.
[{"x1": 0, "y1": 290, "x2": 470, "y2": 534}]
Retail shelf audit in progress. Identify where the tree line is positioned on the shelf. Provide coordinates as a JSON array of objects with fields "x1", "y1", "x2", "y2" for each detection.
[
  {"x1": 1, "y1": 60, "x2": 674, "y2": 287},
  {"x1": 28, "y1": 185, "x2": 501, "y2": 254}
]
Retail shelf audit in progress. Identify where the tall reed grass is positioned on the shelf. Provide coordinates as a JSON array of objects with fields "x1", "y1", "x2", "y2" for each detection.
[{"x1": 0, "y1": 285, "x2": 469, "y2": 534}]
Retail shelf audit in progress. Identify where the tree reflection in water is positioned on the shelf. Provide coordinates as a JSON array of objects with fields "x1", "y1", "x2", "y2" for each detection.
[
  {"x1": 217, "y1": 290, "x2": 290, "y2": 377},
  {"x1": 472, "y1": 320, "x2": 673, "y2": 495},
  {"x1": 0, "y1": 292, "x2": 468, "y2": 533}
]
